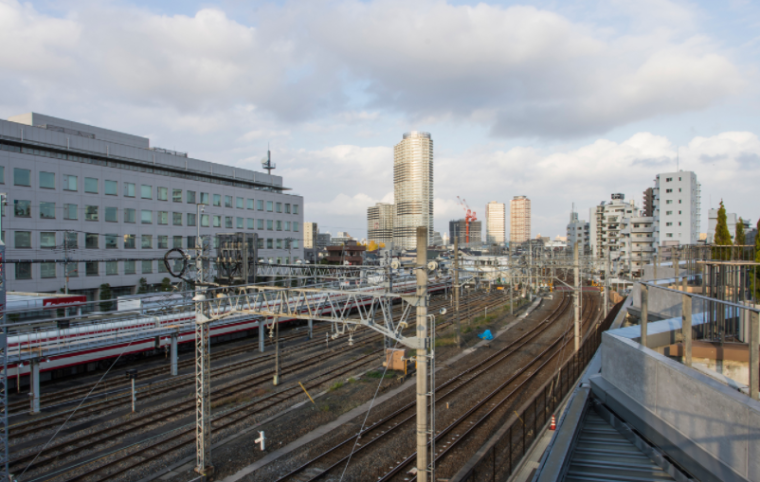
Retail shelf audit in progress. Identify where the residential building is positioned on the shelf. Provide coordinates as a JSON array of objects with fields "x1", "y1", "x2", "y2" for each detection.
[
  {"x1": 432, "y1": 231, "x2": 443, "y2": 246},
  {"x1": 326, "y1": 240, "x2": 366, "y2": 265},
  {"x1": 509, "y1": 196, "x2": 531, "y2": 244},
  {"x1": 485, "y1": 201, "x2": 506, "y2": 245},
  {"x1": 706, "y1": 208, "x2": 738, "y2": 244},
  {"x1": 367, "y1": 202, "x2": 394, "y2": 247},
  {"x1": 652, "y1": 171, "x2": 701, "y2": 246},
  {"x1": 393, "y1": 131, "x2": 434, "y2": 249},
  {"x1": 316, "y1": 233, "x2": 331, "y2": 248},
  {"x1": 643, "y1": 187, "x2": 655, "y2": 217},
  {"x1": 618, "y1": 214, "x2": 655, "y2": 277},
  {"x1": 449, "y1": 219, "x2": 482, "y2": 247},
  {"x1": 589, "y1": 194, "x2": 635, "y2": 259},
  {"x1": 304, "y1": 222, "x2": 318, "y2": 248},
  {"x1": 566, "y1": 210, "x2": 590, "y2": 254},
  {"x1": 0, "y1": 112, "x2": 303, "y2": 301}
]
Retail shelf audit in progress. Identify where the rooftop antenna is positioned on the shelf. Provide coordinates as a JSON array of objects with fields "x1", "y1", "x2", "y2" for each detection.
[{"x1": 261, "y1": 142, "x2": 276, "y2": 175}]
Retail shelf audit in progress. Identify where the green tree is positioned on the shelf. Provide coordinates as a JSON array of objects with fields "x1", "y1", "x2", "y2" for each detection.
[
  {"x1": 137, "y1": 277, "x2": 150, "y2": 294},
  {"x1": 712, "y1": 200, "x2": 732, "y2": 260},
  {"x1": 160, "y1": 277, "x2": 173, "y2": 292},
  {"x1": 99, "y1": 283, "x2": 113, "y2": 312},
  {"x1": 735, "y1": 217, "x2": 746, "y2": 260}
]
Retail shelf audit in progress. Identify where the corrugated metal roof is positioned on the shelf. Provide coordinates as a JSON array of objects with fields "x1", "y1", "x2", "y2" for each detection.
[{"x1": 563, "y1": 407, "x2": 675, "y2": 482}]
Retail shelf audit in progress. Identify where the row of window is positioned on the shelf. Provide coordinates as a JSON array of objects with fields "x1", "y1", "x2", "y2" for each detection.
[
  {"x1": 13, "y1": 256, "x2": 300, "y2": 280},
  {"x1": 5, "y1": 167, "x2": 300, "y2": 214},
  {"x1": 11, "y1": 231, "x2": 300, "y2": 250},
  {"x1": 664, "y1": 211, "x2": 683, "y2": 216},
  {"x1": 11, "y1": 201, "x2": 300, "y2": 231},
  {"x1": 0, "y1": 141, "x2": 282, "y2": 193}
]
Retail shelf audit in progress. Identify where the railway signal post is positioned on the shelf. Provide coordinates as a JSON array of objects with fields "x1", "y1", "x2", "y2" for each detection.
[{"x1": 574, "y1": 242, "x2": 581, "y2": 352}]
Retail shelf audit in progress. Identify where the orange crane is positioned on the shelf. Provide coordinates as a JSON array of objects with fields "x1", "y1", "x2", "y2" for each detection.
[{"x1": 457, "y1": 196, "x2": 478, "y2": 244}]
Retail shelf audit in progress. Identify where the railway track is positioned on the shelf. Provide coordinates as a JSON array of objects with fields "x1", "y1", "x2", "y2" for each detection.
[{"x1": 12, "y1": 289, "x2": 518, "y2": 481}]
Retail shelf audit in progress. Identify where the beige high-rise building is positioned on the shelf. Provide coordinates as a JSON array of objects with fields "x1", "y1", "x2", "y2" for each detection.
[
  {"x1": 303, "y1": 222, "x2": 318, "y2": 248},
  {"x1": 393, "y1": 131, "x2": 434, "y2": 249},
  {"x1": 510, "y1": 196, "x2": 531, "y2": 244},
  {"x1": 367, "y1": 202, "x2": 394, "y2": 246},
  {"x1": 485, "y1": 201, "x2": 506, "y2": 245}
]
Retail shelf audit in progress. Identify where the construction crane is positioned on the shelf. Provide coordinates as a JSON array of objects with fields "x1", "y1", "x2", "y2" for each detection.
[{"x1": 457, "y1": 196, "x2": 477, "y2": 245}]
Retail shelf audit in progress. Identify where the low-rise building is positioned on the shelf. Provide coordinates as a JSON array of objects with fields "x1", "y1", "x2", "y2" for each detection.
[
  {"x1": 589, "y1": 194, "x2": 636, "y2": 259},
  {"x1": 618, "y1": 215, "x2": 655, "y2": 277}
]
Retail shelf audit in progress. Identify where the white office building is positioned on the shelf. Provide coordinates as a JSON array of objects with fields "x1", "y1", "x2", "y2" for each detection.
[
  {"x1": 485, "y1": 201, "x2": 506, "y2": 246},
  {"x1": 0, "y1": 113, "x2": 303, "y2": 301},
  {"x1": 652, "y1": 171, "x2": 701, "y2": 246}
]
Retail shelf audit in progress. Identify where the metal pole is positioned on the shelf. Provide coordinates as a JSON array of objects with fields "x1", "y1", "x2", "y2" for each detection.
[
  {"x1": 750, "y1": 310, "x2": 759, "y2": 401},
  {"x1": 574, "y1": 242, "x2": 580, "y2": 352},
  {"x1": 194, "y1": 290, "x2": 213, "y2": 477},
  {"x1": 682, "y1": 295, "x2": 692, "y2": 367},
  {"x1": 415, "y1": 227, "x2": 430, "y2": 482},
  {"x1": 454, "y1": 236, "x2": 461, "y2": 348},
  {"x1": 604, "y1": 248, "x2": 610, "y2": 318},
  {"x1": 274, "y1": 318, "x2": 280, "y2": 386},
  {"x1": 308, "y1": 318, "x2": 313, "y2": 339},
  {"x1": 131, "y1": 378, "x2": 136, "y2": 413},
  {"x1": 170, "y1": 334, "x2": 178, "y2": 376},
  {"x1": 30, "y1": 358, "x2": 40, "y2": 414},
  {"x1": 641, "y1": 285, "x2": 648, "y2": 348}
]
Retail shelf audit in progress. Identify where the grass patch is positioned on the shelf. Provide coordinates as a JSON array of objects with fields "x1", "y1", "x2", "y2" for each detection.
[
  {"x1": 329, "y1": 381, "x2": 344, "y2": 391},
  {"x1": 365, "y1": 370, "x2": 395, "y2": 379},
  {"x1": 319, "y1": 404, "x2": 330, "y2": 412},
  {"x1": 434, "y1": 337, "x2": 456, "y2": 348},
  {"x1": 348, "y1": 377, "x2": 358, "y2": 384}
]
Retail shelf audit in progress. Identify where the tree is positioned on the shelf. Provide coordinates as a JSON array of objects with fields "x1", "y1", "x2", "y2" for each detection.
[
  {"x1": 735, "y1": 217, "x2": 746, "y2": 260},
  {"x1": 99, "y1": 283, "x2": 113, "y2": 312},
  {"x1": 137, "y1": 277, "x2": 150, "y2": 294},
  {"x1": 160, "y1": 277, "x2": 173, "y2": 292},
  {"x1": 712, "y1": 200, "x2": 732, "y2": 260}
]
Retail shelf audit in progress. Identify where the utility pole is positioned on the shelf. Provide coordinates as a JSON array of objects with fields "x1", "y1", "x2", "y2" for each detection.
[
  {"x1": 0, "y1": 195, "x2": 8, "y2": 482},
  {"x1": 194, "y1": 233, "x2": 213, "y2": 477},
  {"x1": 415, "y1": 227, "x2": 431, "y2": 482},
  {"x1": 604, "y1": 247, "x2": 610, "y2": 318},
  {"x1": 454, "y1": 236, "x2": 461, "y2": 348},
  {"x1": 274, "y1": 316, "x2": 280, "y2": 385},
  {"x1": 574, "y1": 242, "x2": 581, "y2": 352}
]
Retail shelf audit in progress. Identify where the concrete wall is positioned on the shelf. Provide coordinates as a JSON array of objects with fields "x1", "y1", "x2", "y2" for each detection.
[{"x1": 592, "y1": 332, "x2": 760, "y2": 482}]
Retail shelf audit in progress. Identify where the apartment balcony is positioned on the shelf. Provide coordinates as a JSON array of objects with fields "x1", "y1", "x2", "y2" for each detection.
[{"x1": 632, "y1": 245, "x2": 655, "y2": 253}]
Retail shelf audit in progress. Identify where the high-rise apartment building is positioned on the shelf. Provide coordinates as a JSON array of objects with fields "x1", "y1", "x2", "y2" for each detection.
[
  {"x1": 0, "y1": 113, "x2": 303, "y2": 300},
  {"x1": 589, "y1": 194, "x2": 635, "y2": 258},
  {"x1": 509, "y1": 196, "x2": 531, "y2": 244},
  {"x1": 449, "y1": 219, "x2": 482, "y2": 247},
  {"x1": 485, "y1": 201, "x2": 506, "y2": 245},
  {"x1": 304, "y1": 222, "x2": 318, "y2": 248},
  {"x1": 393, "y1": 131, "x2": 433, "y2": 249},
  {"x1": 643, "y1": 188, "x2": 655, "y2": 217},
  {"x1": 566, "y1": 211, "x2": 590, "y2": 253},
  {"x1": 367, "y1": 202, "x2": 394, "y2": 247},
  {"x1": 652, "y1": 171, "x2": 701, "y2": 246}
]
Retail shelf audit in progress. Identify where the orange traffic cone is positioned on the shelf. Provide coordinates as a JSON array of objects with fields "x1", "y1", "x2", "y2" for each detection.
[{"x1": 549, "y1": 415, "x2": 556, "y2": 431}]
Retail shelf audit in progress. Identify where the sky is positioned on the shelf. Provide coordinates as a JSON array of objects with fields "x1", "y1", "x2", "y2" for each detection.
[{"x1": 1, "y1": 0, "x2": 759, "y2": 240}]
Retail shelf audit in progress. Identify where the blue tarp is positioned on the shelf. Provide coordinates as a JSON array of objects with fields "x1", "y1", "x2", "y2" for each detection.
[{"x1": 478, "y1": 329, "x2": 494, "y2": 340}]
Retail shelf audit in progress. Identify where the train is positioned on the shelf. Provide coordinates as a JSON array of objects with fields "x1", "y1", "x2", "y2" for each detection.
[{"x1": 7, "y1": 277, "x2": 452, "y2": 384}]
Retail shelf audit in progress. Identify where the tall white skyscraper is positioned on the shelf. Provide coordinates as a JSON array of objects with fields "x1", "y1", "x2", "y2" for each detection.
[
  {"x1": 652, "y1": 171, "x2": 701, "y2": 246},
  {"x1": 510, "y1": 196, "x2": 531, "y2": 244},
  {"x1": 485, "y1": 201, "x2": 506, "y2": 245},
  {"x1": 393, "y1": 131, "x2": 434, "y2": 249}
]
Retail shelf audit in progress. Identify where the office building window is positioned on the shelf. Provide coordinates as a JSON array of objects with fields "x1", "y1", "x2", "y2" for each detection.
[
  {"x1": 293, "y1": 204, "x2": 299, "y2": 215},
  {"x1": 85, "y1": 177, "x2": 98, "y2": 193},
  {"x1": 276, "y1": 238, "x2": 282, "y2": 249},
  {"x1": 267, "y1": 238, "x2": 273, "y2": 249},
  {"x1": 213, "y1": 215, "x2": 221, "y2": 227},
  {"x1": 187, "y1": 190, "x2": 196, "y2": 204},
  {"x1": 267, "y1": 201, "x2": 273, "y2": 212},
  {"x1": 14, "y1": 200, "x2": 31, "y2": 217},
  {"x1": 66, "y1": 262, "x2": 78, "y2": 278},
  {"x1": 158, "y1": 261, "x2": 168, "y2": 273},
  {"x1": 257, "y1": 219, "x2": 264, "y2": 230},
  {"x1": 40, "y1": 202, "x2": 55, "y2": 219},
  {"x1": 41, "y1": 262, "x2": 56, "y2": 279},
  {"x1": 124, "y1": 260, "x2": 136, "y2": 274},
  {"x1": 86, "y1": 261, "x2": 99, "y2": 276},
  {"x1": 15, "y1": 262, "x2": 32, "y2": 280},
  {"x1": 293, "y1": 240, "x2": 300, "y2": 249},
  {"x1": 141, "y1": 210, "x2": 153, "y2": 224},
  {"x1": 200, "y1": 192, "x2": 209, "y2": 205},
  {"x1": 86, "y1": 233, "x2": 99, "y2": 249},
  {"x1": 106, "y1": 261, "x2": 118, "y2": 276},
  {"x1": 285, "y1": 221, "x2": 291, "y2": 231},
  {"x1": 293, "y1": 222, "x2": 300, "y2": 232},
  {"x1": 105, "y1": 234, "x2": 118, "y2": 249},
  {"x1": 256, "y1": 237, "x2": 264, "y2": 249},
  {"x1": 105, "y1": 180, "x2": 118, "y2": 195},
  {"x1": 267, "y1": 220, "x2": 273, "y2": 231},
  {"x1": 158, "y1": 187, "x2": 168, "y2": 201},
  {"x1": 65, "y1": 232, "x2": 78, "y2": 248},
  {"x1": 105, "y1": 207, "x2": 118, "y2": 222},
  {"x1": 63, "y1": 174, "x2": 77, "y2": 191},
  {"x1": 173, "y1": 212, "x2": 182, "y2": 226},
  {"x1": 285, "y1": 203, "x2": 290, "y2": 214},
  {"x1": 247, "y1": 218, "x2": 254, "y2": 229},
  {"x1": 158, "y1": 235, "x2": 168, "y2": 249},
  {"x1": 142, "y1": 260, "x2": 153, "y2": 274},
  {"x1": 201, "y1": 214, "x2": 209, "y2": 227},
  {"x1": 257, "y1": 200, "x2": 264, "y2": 211},
  {"x1": 173, "y1": 188, "x2": 182, "y2": 202},
  {"x1": 124, "y1": 234, "x2": 136, "y2": 249},
  {"x1": 225, "y1": 195, "x2": 233, "y2": 208},
  {"x1": 40, "y1": 232, "x2": 56, "y2": 248},
  {"x1": 666, "y1": 211, "x2": 672, "y2": 215},
  {"x1": 276, "y1": 202, "x2": 282, "y2": 213},
  {"x1": 187, "y1": 213, "x2": 197, "y2": 226},
  {"x1": 173, "y1": 236, "x2": 183, "y2": 248},
  {"x1": 187, "y1": 236, "x2": 196, "y2": 249},
  {"x1": 124, "y1": 182, "x2": 136, "y2": 197},
  {"x1": 158, "y1": 211, "x2": 169, "y2": 225},
  {"x1": 276, "y1": 220, "x2": 283, "y2": 231},
  {"x1": 14, "y1": 168, "x2": 31, "y2": 187},
  {"x1": 142, "y1": 234, "x2": 153, "y2": 249},
  {"x1": 124, "y1": 208, "x2": 136, "y2": 223},
  {"x1": 237, "y1": 217, "x2": 244, "y2": 229},
  {"x1": 236, "y1": 197, "x2": 244, "y2": 209},
  {"x1": 85, "y1": 205, "x2": 99, "y2": 221},
  {"x1": 39, "y1": 171, "x2": 55, "y2": 189},
  {"x1": 247, "y1": 199, "x2": 254, "y2": 210},
  {"x1": 225, "y1": 216, "x2": 233, "y2": 228},
  {"x1": 213, "y1": 194, "x2": 221, "y2": 207},
  {"x1": 141, "y1": 184, "x2": 152, "y2": 199}
]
